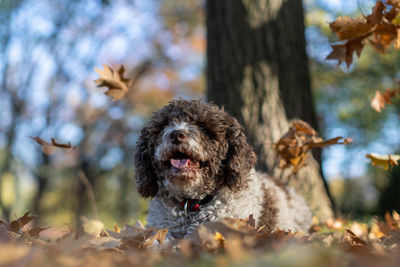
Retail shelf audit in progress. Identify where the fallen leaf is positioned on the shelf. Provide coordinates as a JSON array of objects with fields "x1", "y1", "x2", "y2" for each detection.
[
  {"x1": 94, "y1": 64, "x2": 132, "y2": 101},
  {"x1": 214, "y1": 232, "x2": 226, "y2": 247},
  {"x1": 21, "y1": 227, "x2": 49, "y2": 239},
  {"x1": 114, "y1": 223, "x2": 120, "y2": 233},
  {"x1": 9, "y1": 211, "x2": 35, "y2": 233},
  {"x1": 121, "y1": 228, "x2": 168, "y2": 249},
  {"x1": 346, "y1": 229, "x2": 368, "y2": 246},
  {"x1": 81, "y1": 217, "x2": 105, "y2": 237}
]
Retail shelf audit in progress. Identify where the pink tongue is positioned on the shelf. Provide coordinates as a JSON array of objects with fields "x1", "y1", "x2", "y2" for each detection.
[{"x1": 171, "y1": 159, "x2": 190, "y2": 169}]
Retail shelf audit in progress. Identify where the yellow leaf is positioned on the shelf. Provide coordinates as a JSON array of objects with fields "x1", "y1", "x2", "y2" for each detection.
[
  {"x1": 81, "y1": 217, "x2": 104, "y2": 237},
  {"x1": 366, "y1": 153, "x2": 400, "y2": 170},
  {"x1": 214, "y1": 231, "x2": 225, "y2": 247},
  {"x1": 114, "y1": 223, "x2": 120, "y2": 233}
]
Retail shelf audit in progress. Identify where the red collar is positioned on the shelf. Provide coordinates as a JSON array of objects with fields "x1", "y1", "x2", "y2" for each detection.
[{"x1": 179, "y1": 194, "x2": 214, "y2": 212}]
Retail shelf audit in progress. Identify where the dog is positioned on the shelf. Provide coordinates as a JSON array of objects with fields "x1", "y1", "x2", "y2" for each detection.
[{"x1": 134, "y1": 99, "x2": 311, "y2": 238}]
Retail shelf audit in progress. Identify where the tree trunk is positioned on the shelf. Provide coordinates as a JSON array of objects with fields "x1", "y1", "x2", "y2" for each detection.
[{"x1": 206, "y1": 0, "x2": 334, "y2": 221}]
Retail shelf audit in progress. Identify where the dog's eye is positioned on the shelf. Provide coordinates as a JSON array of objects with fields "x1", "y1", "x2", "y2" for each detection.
[{"x1": 198, "y1": 125, "x2": 206, "y2": 132}]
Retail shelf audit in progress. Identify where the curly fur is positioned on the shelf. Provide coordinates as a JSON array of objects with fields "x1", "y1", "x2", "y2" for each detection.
[{"x1": 134, "y1": 99, "x2": 311, "y2": 238}]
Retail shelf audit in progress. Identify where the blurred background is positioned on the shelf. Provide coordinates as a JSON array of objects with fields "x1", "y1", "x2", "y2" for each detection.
[{"x1": 0, "y1": 0, "x2": 399, "y2": 228}]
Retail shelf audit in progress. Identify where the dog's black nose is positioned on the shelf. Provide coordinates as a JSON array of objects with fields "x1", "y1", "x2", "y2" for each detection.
[{"x1": 169, "y1": 130, "x2": 186, "y2": 143}]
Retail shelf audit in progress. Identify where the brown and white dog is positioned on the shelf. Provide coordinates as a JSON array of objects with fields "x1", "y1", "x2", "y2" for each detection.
[{"x1": 134, "y1": 99, "x2": 311, "y2": 238}]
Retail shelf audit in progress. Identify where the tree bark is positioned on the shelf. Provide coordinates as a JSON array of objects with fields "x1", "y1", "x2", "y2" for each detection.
[{"x1": 206, "y1": 0, "x2": 334, "y2": 221}]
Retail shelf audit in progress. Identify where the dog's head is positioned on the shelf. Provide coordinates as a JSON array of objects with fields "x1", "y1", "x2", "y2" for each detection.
[{"x1": 134, "y1": 99, "x2": 256, "y2": 200}]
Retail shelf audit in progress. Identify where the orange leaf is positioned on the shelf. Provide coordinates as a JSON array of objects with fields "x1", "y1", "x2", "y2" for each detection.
[
  {"x1": 273, "y1": 120, "x2": 351, "y2": 174},
  {"x1": 371, "y1": 89, "x2": 398, "y2": 112}
]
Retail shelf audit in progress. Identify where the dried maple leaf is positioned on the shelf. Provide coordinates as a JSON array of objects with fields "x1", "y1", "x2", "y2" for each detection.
[
  {"x1": 371, "y1": 88, "x2": 398, "y2": 112},
  {"x1": 29, "y1": 136, "x2": 75, "y2": 150},
  {"x1": 189, "y1": 216, "x2": 257, "y2": 251},
  {"x1": 327, "y1": 1, "x2": 400, "y2": 67},
  {"x1": 21, "y1": 227, "x2": 49, "y2": 239},
  {"x1": 106, "y1": 223, "x2": 168, "y2": 249},
  {"x1": 366, "y1": 1, "x2": 386, "y2": 25},
  {"x1": 326, "y1": 39, "x2": 364, "y2": 68},
  {"x1": 308, "y1": 136, "x2": 352, "y2": 148},
  {"x1": 329, "y1": 16, "x2": 374, "y2": 41},
  {"x1": 370, "y1": 24, "x2": 398, "y2": 52},
  {"x1": 366, "y1": 153, "x2": 400, "y2": 170},
  {"x1": 273, "y1": 120, "x2": 351, "y2": 174},
  {"x1": 94, "y1": 64, "x2": 132, "y2": 101},
  {"x1": 9, "y1": 211, "x2": 35, "y2": 233},
  {"x1": 346, "y1": 229, "x2": 369, "y2": 246}
]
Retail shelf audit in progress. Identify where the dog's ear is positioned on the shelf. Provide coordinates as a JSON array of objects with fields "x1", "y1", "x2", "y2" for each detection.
[
  {"x1": 134, "y1": 126, "x2": 159, "y2": 198},
  {"x1": 224, "y1": 117, "x2": 257, "y2": 190}
]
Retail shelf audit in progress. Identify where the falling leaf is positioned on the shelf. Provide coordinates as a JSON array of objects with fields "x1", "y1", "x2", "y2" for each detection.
[
  {"x1": 29, "y1": 136, "x2": 75, "y2": 150},
  {"x1": 371, "y1": 88, "x2": 398, "y2": 112},
  {"x1": 329, "y1": 16, "x2": 374, "y2": 41},
  {"x1": 273, "y1": 120, "x2": 351, "y2": 174},
  {"x1": 366, "y1": 153, "x2": 400, "y2": 170},
  {"x1": 326, "y1": 39, "x2": 364, "y2": 67},
  {"x1": 94, "y1": 64, "x2": 132, "y2": 101},
  {"x1": 292, "y1": 120, "x2": 317, "y2": 135},
  {"x1": 308, "y1": 136, "x2": 352, "y2": 148},
  {"x1": 366, "y1": 1, "x2": 386, "y2": 25},
  {"x1": 327, "y1": 1, "x2": 400, "y2": 66},
  {"x1": 369, "y1": 24, "x2": 398, "y2": 52}
]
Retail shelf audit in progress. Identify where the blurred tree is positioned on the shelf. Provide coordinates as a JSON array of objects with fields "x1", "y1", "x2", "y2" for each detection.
[{"x1": 206, "y1": 0, "x2": 333, "y2": 221}]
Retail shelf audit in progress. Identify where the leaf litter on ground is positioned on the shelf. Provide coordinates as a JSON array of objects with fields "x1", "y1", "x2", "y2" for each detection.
[{"x1": 2, "y1": 211, "x2": 400, "y2": 266}]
